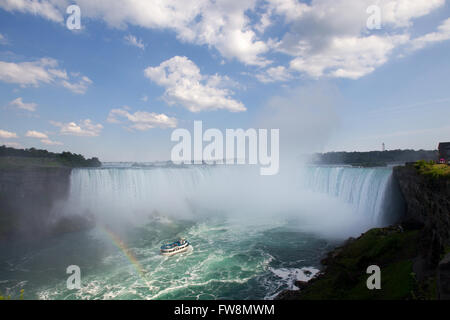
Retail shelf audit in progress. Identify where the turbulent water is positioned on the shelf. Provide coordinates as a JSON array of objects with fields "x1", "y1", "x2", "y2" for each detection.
[{"x1": 0, "y1": 165, "x2": 402, "y2": 300}]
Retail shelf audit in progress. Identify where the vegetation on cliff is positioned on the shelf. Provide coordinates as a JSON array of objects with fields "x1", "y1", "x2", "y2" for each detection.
[
  {"x1": 0, "y1": 145, "x2": 101, "y2": 168},
  {"x1": 278, "y1": 163, "x2": 450, "y2": 300},
  {"x1": 414, "y1": 160, "x2": 450, "y2": 178},
  {"x1": 277, "y1": 227, "x2": 434, "y2": 300}
]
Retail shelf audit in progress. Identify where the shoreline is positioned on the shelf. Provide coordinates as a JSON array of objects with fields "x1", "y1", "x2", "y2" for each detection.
[{"x1": 276, "y1": 164, "x2": 450, "y2": 300}]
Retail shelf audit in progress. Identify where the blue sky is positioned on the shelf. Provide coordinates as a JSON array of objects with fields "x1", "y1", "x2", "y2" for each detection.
[{"x1": 0, "y1": 0, "x2": 449, "y2": 161}]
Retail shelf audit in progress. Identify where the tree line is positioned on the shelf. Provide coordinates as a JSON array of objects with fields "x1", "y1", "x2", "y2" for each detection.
[
  {"x1": 0, "y1": 145, "x2": 101, "y2": 168},
  {"x1": 311, "y1": 149, "x2": 438, "y2": 166}
]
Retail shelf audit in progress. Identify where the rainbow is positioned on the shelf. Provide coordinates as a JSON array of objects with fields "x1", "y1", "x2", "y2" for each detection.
[{"x1": 100, "y1": 225, "x2": 151, "y2": 288}]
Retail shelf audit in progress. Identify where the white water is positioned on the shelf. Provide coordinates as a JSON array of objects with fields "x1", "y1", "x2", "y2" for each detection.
[
  {"x1": 2, "y1": 165, "x2": 404, "y2": 300},
  {"x1": 65, "y1": 165, "x2": 401, "y2": 239},
  {"x1": 300, "y1": 166, "x2": 398, "y2": 225}
]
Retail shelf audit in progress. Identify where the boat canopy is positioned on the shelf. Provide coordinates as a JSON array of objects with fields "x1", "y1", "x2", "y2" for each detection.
[{"x1": 160, "y1": 239, "x2": 188, "y2": 250}]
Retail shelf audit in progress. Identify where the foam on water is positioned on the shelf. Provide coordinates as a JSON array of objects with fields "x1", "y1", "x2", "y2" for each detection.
[{"x1": 1, "y1": 165, "x2": 404, "y2": 300}]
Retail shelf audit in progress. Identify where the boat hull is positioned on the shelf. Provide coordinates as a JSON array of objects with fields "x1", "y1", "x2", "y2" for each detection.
[{"x1": 160, "y1": 244, "x2": 191, "y2": 256}]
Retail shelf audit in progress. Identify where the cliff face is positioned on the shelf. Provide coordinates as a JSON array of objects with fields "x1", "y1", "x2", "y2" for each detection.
[
  {"x1": 393, "y1": 165, "x2": 450, "y2": 269},
  {"x1": 276, "y1": 226, "x2": 423, "y2": 300},
  {"x1": 0, "y1": 167, "x2": 92, "y2": 241},
  {"x1": 278, "y1": 164, "x2": 450, "y2": 300}
]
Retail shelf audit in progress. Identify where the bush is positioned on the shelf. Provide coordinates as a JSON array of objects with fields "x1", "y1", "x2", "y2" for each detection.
[{"x1": 414, "y1": 160, "x2": 450, "y2": 178}]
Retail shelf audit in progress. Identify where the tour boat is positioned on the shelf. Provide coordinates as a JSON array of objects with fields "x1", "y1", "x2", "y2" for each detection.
[{"x1": 160, "y1": 238, "x2": 191, "y2": 256}]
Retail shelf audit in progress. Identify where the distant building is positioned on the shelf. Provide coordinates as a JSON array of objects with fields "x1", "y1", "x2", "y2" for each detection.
[{"x1": 438, "y1": 142, "x2": 450, "y2": 164}]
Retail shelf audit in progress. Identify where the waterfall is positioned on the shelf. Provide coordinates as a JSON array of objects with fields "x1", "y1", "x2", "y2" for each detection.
[
  {"x1": 67, "y1": 167, "x2": 212, "y2": 221},
  {"x1": 300, "y1": 166, "x2": 401, "y2": 225},
  {"x1": 66, "y1": 165, "x2": 403, "y2": 237}
]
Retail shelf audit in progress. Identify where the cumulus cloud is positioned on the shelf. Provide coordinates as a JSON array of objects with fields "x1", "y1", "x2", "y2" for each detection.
[
  {"x1": 0, "y1": 0, "x2": 270, "y2": 66},
  {"x1": 26, "y1": 129, "x2": 63, "y2": 145},
  {"x1": 0, "y1": 0, "x2": 64, "y2": 23},
  {"x1": 77, "y1": 0, "x2": 270, "y2": 66},
  {"x1": 270, "y1": 0, "x2": 446, "y2": 79},
  {"x1": 61, "y1": 75, "x2": 93, "y2": 94},
  {"x1": 381, "y1": 0, "x2": 445, "y2": 28},
  {"x1": 0, "y1": 129, "x2": 18, "y2": 139},
  {"x1": 265, "y1": 0, "x2": 310, "y2": 22},
  {"x1": 124, "y1": 34, "x2": 145, "y2": 50},
  {"x1": 0, "y1": 58, "x2": 61, "y2": 86},
  {"x1": 145, "y1": 56, "x2": 245, "y2": 112},
  {"x1": 256, "y1": 66, "x2": 293, "y2": 83},
  {"x1": 107, "y1": 107, "x2": 177, "y2": 130},
  {"x1": 410, "y1": 18, "x2": 450, "y2": 51},
  {"x1": 289, "y1": 34, "x2": 409, "y2": 79},
  {"x1": 9, "y1": 97, "x2": 37, "y2": 111},
  {"x1": 71, "y1": 0, "x2": 447, "y2": 70},
  {"x1": 25, "y1": 130, "x2": 48, "y2": 139},
  {"x1": 51, "y1": 119, "x2": 103, "y2": 137},
  {"x1": 0, "y1": 58, "x2": 92, "y2": 93},
  {"x1": 1, "y1": 0, "x2": 449, "y2": 79},
  {"x1": 40, "y1": 138, "x2": 63, "y2": 145}
]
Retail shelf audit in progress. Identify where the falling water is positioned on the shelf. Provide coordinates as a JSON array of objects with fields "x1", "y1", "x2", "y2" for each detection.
[{"x1": 1, "y1": 165, "x2": 404, "y2": 299}]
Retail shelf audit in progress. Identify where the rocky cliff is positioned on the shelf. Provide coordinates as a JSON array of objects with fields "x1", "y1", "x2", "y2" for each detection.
[
  {"x1": 393, "y1": 165, "x2": 450, "y2": 269},
  {"x1": 394, "y1": 164, "x2": 450, "y2": 299},
  {"x1": 0, "y1": 167, "x2": 93, "y2": 242},
  {"x1": 277, "y1": 164, "x2": 450, "y2": 300}
]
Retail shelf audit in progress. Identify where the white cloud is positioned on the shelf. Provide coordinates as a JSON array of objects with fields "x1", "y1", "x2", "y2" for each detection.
[
  {"x1": 25, "y1": 130, "x2": 48, "y2": 139},
  {"x1": 26, "y1": 129, "x2": 63, "y2": 145},
  {"x1": 107, "y1": 107, "x2": 177, "y2": 130},
  {"x1": 256, "y1": 66, "x2": 293, "y2": 83},
  {"x1": 0, "y1": 0, "x2": 64, "y2": 23},
  {"x1": 289, "y1": 34, "x2": 409, "y2": 79},
  {"x1": 410, "y1": 18, "x2": 450, "y2": 51},
  {"x1": 51, "y1": 119, "x2": 103, "y2": 137},
  {"x1": 144, "y1": 56, "x2": 245, "y2": 112},
  {"x1": 0, "y1": 0, "x2": 270, "y2": 66},
  {"x1": 266, "y1": 0, "x2": 310, "y2": 22},
  {"x1": 0, "y1": 129, "x2": 18, "y2": 139},
  {"x1": 9, "y1": 97, "x2": 37, "y2": 111},
  {"x1": 40, "y1": 138, "x2": 63, "y2": 145},
  {"x1": 124, "y1": 34, "x2": 145, "y2": 50},
  {"x1": 0, "y1": 57, "x2": 92, "y2": 93},
  {"x1": 381, "y1": 0, "x2": 445, "y2": 28},
  {"x1": 61, "y1": 75, "x2": 93, "y2": 94},
  {"x1": 270, "y1": 0, "x2": 446, "y2": 79},
  {"x1": 75, "y1": 0, "x2": 270, "y2": 66},
  {"x1": 0, "y1": 58, "x2": 60, "y2": 86},
  {"x1": 1, "y1": 0, "x2": 449, "y2": 78}
]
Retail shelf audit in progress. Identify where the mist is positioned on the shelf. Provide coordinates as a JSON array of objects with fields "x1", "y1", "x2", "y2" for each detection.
[
  {"x1": 62, "y1": 163, "x2": 399, "y2": 241},
  {"x1": 58, "y1": 83, "x2": 397, "y2": 240},
  {"x1": 255, "y1": 83, "x2": 342, "y2": 166}
]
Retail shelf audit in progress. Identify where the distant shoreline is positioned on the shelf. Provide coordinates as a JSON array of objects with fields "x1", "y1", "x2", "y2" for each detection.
[{"x1": 0, "y1": 146, "x2": 101, "y2": 168}]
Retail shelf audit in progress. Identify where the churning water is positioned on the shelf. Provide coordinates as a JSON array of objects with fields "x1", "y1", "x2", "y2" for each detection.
[{"x1": 0, "y1": 165, "x2": 403, "y2": 299}]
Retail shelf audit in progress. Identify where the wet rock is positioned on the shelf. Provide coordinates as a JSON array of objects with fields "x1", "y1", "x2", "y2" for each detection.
[{"x1": 294, "y1": 280, "x2": 308, "y2": 289}]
